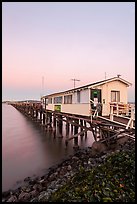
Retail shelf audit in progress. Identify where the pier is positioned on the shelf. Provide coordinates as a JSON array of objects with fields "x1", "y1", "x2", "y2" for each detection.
[{"x1": 10, "y1": 101, "x2": 135, "y2": 148}]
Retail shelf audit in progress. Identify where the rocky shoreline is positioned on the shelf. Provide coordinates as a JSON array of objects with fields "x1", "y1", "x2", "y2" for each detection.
[{"x1": 2, "y1": 136, "x2": 135, "y2": 202}]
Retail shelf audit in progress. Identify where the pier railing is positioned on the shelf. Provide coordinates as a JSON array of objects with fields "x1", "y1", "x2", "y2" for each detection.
[
  {"x1": 10, "y1": 101, "x2": 135, "y2": 148},
  {"x1": 109, "y1": 102, "x2": 135, "y2": 129}
]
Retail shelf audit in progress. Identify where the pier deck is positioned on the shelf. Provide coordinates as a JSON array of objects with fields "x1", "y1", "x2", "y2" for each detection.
[{"x1": 10, "y1": 102, "x2": 135, "y2": 148}]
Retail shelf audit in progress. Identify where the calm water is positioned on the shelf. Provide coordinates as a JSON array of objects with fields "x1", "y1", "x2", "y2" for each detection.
[{"x1": 2, "y1": 104, "x2": 94, "y2": 192}]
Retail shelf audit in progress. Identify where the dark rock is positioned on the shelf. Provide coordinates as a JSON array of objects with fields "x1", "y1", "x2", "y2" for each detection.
[
  {"x1": 7, "y1": 195, "x2": 17, "y2": 202},
  {"x1": 72, "y1": 156, "x2": 79, "y2": 161},
  {"x1": 24, "y1": 176, "x2": 31, "y2": 182},
  {"x1": 33, "y1": 184, "x2": 43, "y2": 192},
  {"x1": 30, "y1": 190, "x2": 39, "y2": 197},
  {"x1": 29, "y1": 179, "x2": 37, "y2": 185},
  {"x1": 2, "y1": 190, "x2": 11, "y2": 198},
  {"x1": 21, "y1": 186, "x2": 32, "y2": 193},
  {"x1": 91, "y1": 141, "x2": 108, "y2": 155},
  {"x1": 40, "y1": 175, "x2": 45, "y2": 180},
  {"x1": 67, "y1": 165, "x2": 72, "y2": 171},
  {"x1": 18, "y1": 191, "x2": 30, "y2": 201}
]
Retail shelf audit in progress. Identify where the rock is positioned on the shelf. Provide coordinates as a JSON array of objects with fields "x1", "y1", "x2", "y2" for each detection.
[
  {"x1": 67, "y1": 165, "x2": 72, "y2": 171},
  {"x1": 33, "y1": 184, "x2": 43, "y2": 192},
  {"x1": 48, "y1": 172, "x2": 58, "y2": 181},
  {"x1": 83, "y1": 162, "x2": 87, "y2": 166},
  {"x1": 72, "y1": 156, "x2": 79, "y2": 161},
  {"x1": 30, "y1": 190, "x2": 39, "y2": 197},
  {"x1": 7, "y1": 195, "x2": 17, "y2": 202},
  {"x1": 2, "y1": 198, "x2": 6, "y2": 202},
  {"x1": 38, "y1": 179, "x2": 45, "y2": 184},
  {"x1": 40, "y1": 180, "x2": 48, "y2": 188},
  {"x1": 30, "y1": 197, "x2": 39, "y2": 202},
  {"x1": 91, "y1": 141, "x2": 108, "y2": 155},
  {"x1": 24, "y1": 176, "x2": 31, "y2": 182},
  {"x1": 38, "y1": 191, "x2": 47, "y2": 201},
  {"x1": 2, "y1": 190, "x2": 11, "y2": 198},
  {"x1": 115, "y1": 149, "x2": 120, "y2": 153},
  {"x1": 117, "y1": 136, "x2": 129, "y2": 145},
  {"x1": 56, "y1": 167, "x2": 61, "y2": 172},
  {"x1": 18, "y1": 191, "x2": 30, "y2": 201},
  {"x1": 88, "y1": 160, "x2": 91, "y2": 165},
  {"x1": 29, "y1": 179, "x2": 37, "y2": 185},
  {"x1": 48, "y1": 181, "x2": 56, "y2": 190}
]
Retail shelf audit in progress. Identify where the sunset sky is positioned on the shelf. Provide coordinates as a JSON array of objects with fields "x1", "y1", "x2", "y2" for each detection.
[{"x1": 2, "y1": 2, "x2": 135, "y2": 102}]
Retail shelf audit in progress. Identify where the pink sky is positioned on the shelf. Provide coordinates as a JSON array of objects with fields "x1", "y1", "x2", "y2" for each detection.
[{"x1": 2, "y1": 2, "x2": 135, "y2": 101}]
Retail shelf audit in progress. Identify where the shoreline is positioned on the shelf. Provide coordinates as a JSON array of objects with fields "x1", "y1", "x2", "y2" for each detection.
[{"x1": 2, "y1": 137, "x2": 135, "y2": 202}]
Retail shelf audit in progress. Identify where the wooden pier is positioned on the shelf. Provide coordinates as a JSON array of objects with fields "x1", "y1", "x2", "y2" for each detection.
[{"x1": 10, "y1": 102, "x2": 135, "y2": 148}]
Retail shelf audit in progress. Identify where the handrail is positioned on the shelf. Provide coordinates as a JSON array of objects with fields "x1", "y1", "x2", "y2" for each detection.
[{"x1": 109, "y1": 102, "x2": 135, "y2": 129}]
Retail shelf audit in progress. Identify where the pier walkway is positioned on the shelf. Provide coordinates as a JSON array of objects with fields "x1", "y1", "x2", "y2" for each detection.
[{"x1": 10, "y1": 101, "x2": 135, "y2": 148}]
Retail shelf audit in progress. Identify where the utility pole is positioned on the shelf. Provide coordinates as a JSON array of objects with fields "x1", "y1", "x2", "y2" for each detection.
[
  {"x1": 42, "y1": 76, "x2": 44, "y2": 95},
  {"x1": 71, "y1": 78, "x2": 80, "y2": 104},
  {"x1": 71, "y1": 78, "x2": 80, "y2": 89},
  {"x1": 105, "y1": 72, "x2": 106, "y2": 80}
]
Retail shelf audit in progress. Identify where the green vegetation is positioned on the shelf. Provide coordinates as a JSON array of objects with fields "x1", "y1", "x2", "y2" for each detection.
[{"x1": 47, "y1": 148, "x2": 135, "y2": 202}]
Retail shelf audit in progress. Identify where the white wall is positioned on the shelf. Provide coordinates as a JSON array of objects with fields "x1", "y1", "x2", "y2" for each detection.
[
  {"x1": 62, "y1": 103, "x2": 90, "y2": 116},
  {"x1": 94, "y1": 80, "x2": 128, "y2": 115},
  {"x1": 46, "y1": 104, "x2": 54, "y2": 110},
  {"x1": 46, "y1": 103, "x2": 90, "y2": 116}
]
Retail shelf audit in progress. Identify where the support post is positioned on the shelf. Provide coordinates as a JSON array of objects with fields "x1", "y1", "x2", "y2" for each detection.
[
  {"x1": 84, "y1": 120, "x2": 87, "y2": 138},
  {"x1": 36, "y1": 109, "x2": 38, "y2": 121},
  {"x1": 53, "y1": 113, "x2": 56, "y2": 128},
  {"x1": 43, "y1": 113, "x2": 45, "y2": 125},
  {"x1": 40, "y1": 110, "x2": 42, "y2": 122},
  {"x1": 74, "y1": 119, "x2": 79, "y2": 147},
  {"x1": 66, "y1": 117, "x2": 69, "y2": 136},
  {"x1": 58, "y1": 115, "x2": 63, "y2": 136},
  {"x1": 80, "y1": 119, "x2": 84, "y2": 137},
  {"x1": 110, "y1": 105, "x2": 114, "y2": 121},
  {"x1": 116, "y1": 103, "x2": 119, "y2": 116},
  {"x1": 49, "y1": 113, "x2": 52, "y2": 127}
]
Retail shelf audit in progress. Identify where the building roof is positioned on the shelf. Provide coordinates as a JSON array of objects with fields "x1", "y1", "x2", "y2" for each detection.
[{"x1": 41, "y1": 76, "x2": 132, "y2": 98}]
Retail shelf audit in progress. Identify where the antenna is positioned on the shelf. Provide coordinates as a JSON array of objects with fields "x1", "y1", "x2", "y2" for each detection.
[
  {"x1": 71, "y1": 78, "x2": 80, "y2": 89},
  {"x1": 42, "y1": 76, "x2": 44, "y2": 96},
  {"x1": 105, "y1": 72, "x2": 106, "y2": 80},
  {"x1": 117, "y1": 74, "x2": 121, "y2": 78}
]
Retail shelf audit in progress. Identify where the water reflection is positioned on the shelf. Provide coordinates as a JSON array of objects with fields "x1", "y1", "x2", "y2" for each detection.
[{"x1": 2, "y1": 104, "x2": 94, "y2": 191}]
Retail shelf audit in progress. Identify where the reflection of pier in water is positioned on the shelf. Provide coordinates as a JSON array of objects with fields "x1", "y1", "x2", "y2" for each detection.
[{"x1": 10, "y1": 102, "x2": 135, "y2": 148}]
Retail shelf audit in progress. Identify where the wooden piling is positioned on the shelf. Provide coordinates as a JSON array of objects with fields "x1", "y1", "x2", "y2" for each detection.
[
  {"x1": 36, "y1": 109, "x2": 38, "y2": 121},
  {"x1": 66, "y1": 117, "x2": 70, "y2": 136},
  {"x1": 71, "y1": 120, "x2": 73, "y2": 133},
  {"x1": 80, "y1": 119, "x2": 84, "y2": 137},
  {"x1": 49, "y1": 112, "x2": 52, "y2": 128},
  {"x1": 84, "y1": 120, "x2": 87, "y2": 138},
  {"x1": 43, "y1": 113, "x2": 45, "y2": 125},
  {"x1": 58, "y1": 115, "x2": 63, "y2": 136},
  {"x1": 74, "y1": 119, "x2": 79, "y2": 147},
  {"x1": 45, "y1": 112, "x2": 48, "y2": 126},
  {"x1": 53, "y1": 113, "x2": 56, "y2": 128},
  {"x1": 40, "y1": 110, "x2": 42, "y2": 122}
]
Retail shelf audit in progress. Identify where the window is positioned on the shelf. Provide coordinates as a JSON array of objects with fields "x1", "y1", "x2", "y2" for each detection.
[
  {"x1": 77, "y1": 91, "x2": 80, "y2": 103},
  {"x1": 111, "y1": 91, "x2": 120, "y2": 102},
  {"x1": 64, "y1": 95, "x2": 72, "y2": 104},
  {"x1": 54, "y1": 96, "x2": 62, "y2": 104},
  {"x1": 48, "y1": 98, "x2": 52, "y2": 104},
  {"x1": 45, "y1": 98, "x2": 48, "y2": 105}
]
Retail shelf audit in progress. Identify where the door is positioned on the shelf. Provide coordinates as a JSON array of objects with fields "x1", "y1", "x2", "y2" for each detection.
[{"x1": 90, "y1": 89, "x2": 102, "y2": 115}]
